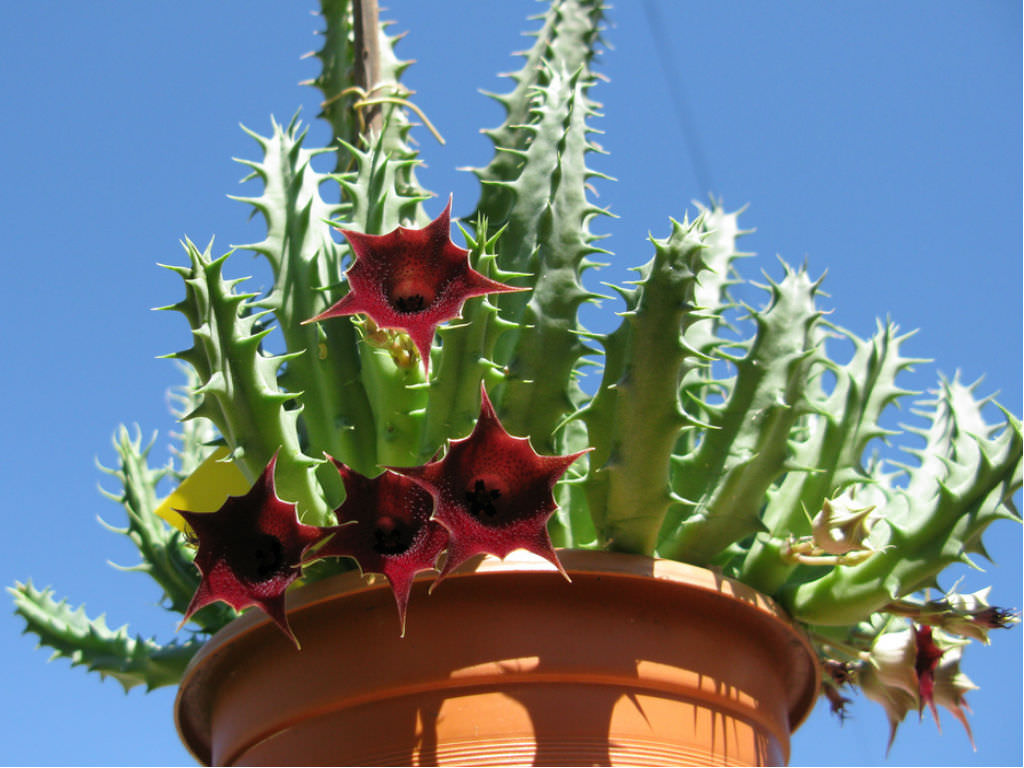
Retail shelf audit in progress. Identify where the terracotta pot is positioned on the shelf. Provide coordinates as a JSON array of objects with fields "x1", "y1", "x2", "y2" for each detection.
[{"x1": 175, "y1": 550, "x2": 819, "y2": 766}]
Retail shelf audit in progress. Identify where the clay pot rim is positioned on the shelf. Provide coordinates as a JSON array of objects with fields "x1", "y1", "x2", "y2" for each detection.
[
  {"x1": 175, "y1": 549, "x2": 821, "y2": 764},
  {"x1": 182, "y1": 549, "x2": 797, "y2": 654}
]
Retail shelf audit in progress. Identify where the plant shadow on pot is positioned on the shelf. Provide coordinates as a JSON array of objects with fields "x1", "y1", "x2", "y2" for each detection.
[{"x1": 176, "y1": 550, "x2": 819, "y2": 767}]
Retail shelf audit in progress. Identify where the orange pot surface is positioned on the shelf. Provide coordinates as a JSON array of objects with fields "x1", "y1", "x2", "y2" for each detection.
[{"x1": 175, "y1": 550, "x2": 819, "y2": 766}]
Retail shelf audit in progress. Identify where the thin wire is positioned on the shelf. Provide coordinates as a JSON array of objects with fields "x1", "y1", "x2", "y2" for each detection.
[{"x1": 641, "y1": 0, "x2": 715, "y2": 197}]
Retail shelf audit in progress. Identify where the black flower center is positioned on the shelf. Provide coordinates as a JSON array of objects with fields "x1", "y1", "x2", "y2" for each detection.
[
  {"x1": 237, "y1": 533, "x2": 286, "y2": 581},
  {"x1": 390, "y1": 277, "x2": 437, "y2": 314},
  {"x1": 373, "y1": 515, "x2": 414, "y2": 555},
  {"x1": 394, "y1": 294, "x2": 426, "y2": 313},
  {"x1": 466, "y1": 479, "x2": 502, "y2": 519}
]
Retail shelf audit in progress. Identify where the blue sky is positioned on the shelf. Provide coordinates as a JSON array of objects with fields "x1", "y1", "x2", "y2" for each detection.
[{"x1": 2, "y1": 1, "x2": 1020, "y2": 765}]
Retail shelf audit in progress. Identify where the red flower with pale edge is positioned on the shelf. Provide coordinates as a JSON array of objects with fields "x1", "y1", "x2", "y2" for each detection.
[
  {"x1": 309, "y1": 457, "x2": 449, "y2": 635},
  {"x1": 914, "y1": 624, "x2": 946, "y2": 723},
  {"x1": 393, "y1": 383, "x2": 590, "y2": 582},
  {"x1": 304, "y1": 197, "x2": 524, "y2": 373},
  {"x1": 177, "y1": 453, "x2": 330, "y2": 648}
]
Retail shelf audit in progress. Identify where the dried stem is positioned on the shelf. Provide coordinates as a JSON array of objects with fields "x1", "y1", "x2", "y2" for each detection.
[{"x1": 352, "y1": 0, "x2": 382, "y2": 136}]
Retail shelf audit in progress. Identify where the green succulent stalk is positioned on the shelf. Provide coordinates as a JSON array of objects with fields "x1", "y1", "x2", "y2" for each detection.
[{"x1": 12, "y1": 0, "x2": 1020, "y2": 748}]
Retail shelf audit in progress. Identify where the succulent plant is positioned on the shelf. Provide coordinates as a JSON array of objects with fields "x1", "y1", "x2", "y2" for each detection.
[{"x1": 11, "y1": 0, "x2": 1020, "y2": 752}]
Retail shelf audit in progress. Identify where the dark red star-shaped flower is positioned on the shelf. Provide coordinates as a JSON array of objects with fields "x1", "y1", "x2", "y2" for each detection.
[
  {"x1": 393, "y1": 383, "x2": 589, "y2": 582},
  {"x1": 177, "y1": 453, "x2": 331, "y2": 648},
  {"x1": 304, "y1": 197, "x2": 524, "y2": 373},
  {"x1": 307, "y1": 457, "x2": 449, "y2": 635}
]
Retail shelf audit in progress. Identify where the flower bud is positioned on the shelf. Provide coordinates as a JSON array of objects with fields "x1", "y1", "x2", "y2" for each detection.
[
  {"x1": 811, "y1": 493, "x2": 880, "y2": 556},
  {"x1": 933, "y1": 587, "x2": 1020, "y2": 643}
]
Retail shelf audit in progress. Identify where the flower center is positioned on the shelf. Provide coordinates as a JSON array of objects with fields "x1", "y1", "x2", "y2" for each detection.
[
  {"x1": 390, "y1": 278, "x2": 436, "y2": 314},
  {"x1": 237, "y1": 533, "x2": 285, "y2": 581},
  {"x1": 465, "y1": 476, "x2": 510, "y2": 523},
  {"x1": 373, "y1": 515, "x2": 414, "y2": 555}
]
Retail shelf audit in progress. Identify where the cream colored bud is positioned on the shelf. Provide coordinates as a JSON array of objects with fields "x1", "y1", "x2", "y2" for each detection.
[{"x1": 811, "y1": 493, "x2": 880, "y2": 556}]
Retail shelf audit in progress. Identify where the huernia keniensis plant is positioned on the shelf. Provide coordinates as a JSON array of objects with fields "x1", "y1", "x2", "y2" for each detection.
[{"x1": 11, "y1": 0, "x2": 1020, "y2": 752}]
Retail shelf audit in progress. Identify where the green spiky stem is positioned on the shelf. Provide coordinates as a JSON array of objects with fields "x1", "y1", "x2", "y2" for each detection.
[
  {"x1": 580, "y1": 215, "x2": 709, "y2": 555},
  {"x1": 487, "y1": 63, "x2": 606, "y2": 450},
  {"x1": 234, "y1": 117, "x2": 378, "y2": 477},
  {"x1": 98, "y1": 427, "x2": 233, "y2": 631},
  {"x1": 359, "y1": 343, "x2": 427, "y2": 467},
  {"x1": 674, "y1": 203, "x2": 749, "y2": 454},
  {"x1": 10, "y1": 581, "x2": 202, "y2": 692},
  {"x1": 781, "y1": 377, "x2": 1023, "y2": 624},
  {"x1": 162, "y1": 240, "x2": 327, "y2": 524},
  {"x1": 660, "y1": 265, "x2": 825, "y2": 565},
  {"x1": 467, "y1": 1, "x2": 606, "y2": 464},
  {"x1": 738, "y1": 321, "x2": 924, "y2": 594},
  {"x1": 470, "y1": 0, "x2": 605, "y2": 223}
]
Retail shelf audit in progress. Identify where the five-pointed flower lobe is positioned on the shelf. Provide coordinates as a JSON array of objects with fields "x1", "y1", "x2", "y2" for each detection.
[
  {"x1": 309, "y1": 457, "x2": 449, "y2": 635},
  {"x1": 393, "y1": 382, "x2": 590, "y2": 582},
  {"x1": 304, "y1": 197, "x2": 524, "y2": 373},
  {"x1": 863, "y1": 625, "x2": 920, "y2": 751},
  {"x1": 858, "y1": 659, "x2": 918, "y2": 754},
  {"x1": 931, "y1": 643, "x2": 978, "y2": 749},
  {"x1": 177, "y1": 452, "x2": 331, "y2": 648}
]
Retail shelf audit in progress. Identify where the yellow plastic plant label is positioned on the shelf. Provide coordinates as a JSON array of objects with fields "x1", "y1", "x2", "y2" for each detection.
[{"x1": 154, "y1": 447, "x2": 251, "y2": 532}]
